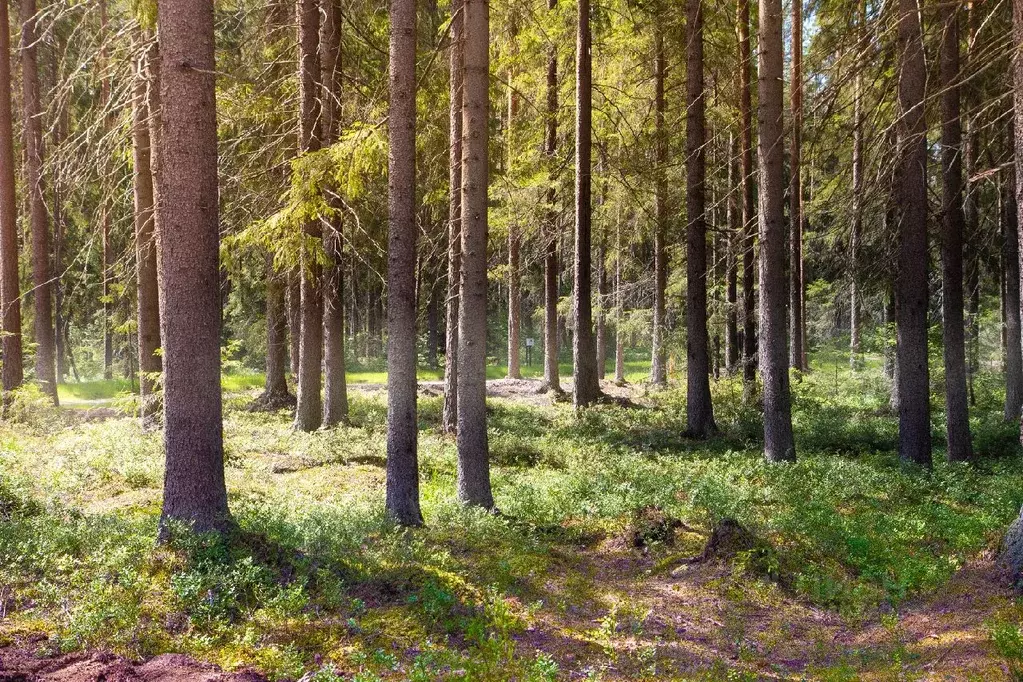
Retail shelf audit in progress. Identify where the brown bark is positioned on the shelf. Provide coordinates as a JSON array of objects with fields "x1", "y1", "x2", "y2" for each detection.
[
  {"x1": 386, "y1": 0, "x2": 423, "y2": 525},
  {"x1": 573, "y1": 0, "x2": 600, "y2": 408},
  {"x1": 738, "y1": 0, "x2": 756, "y2": 399},
  {"x1": 686, "y1": 0, "x2": 715, "y2": 437},
  {"x1": 506, "y1": 53, "x2": 521, "y2": 379},
  {"x1": 21, "y1": 0, "x2": 56, "y2": 403},
  {"x1": 293, "y1": 0, "x2": 324, "y2": 432},
  {"x1": 651, "y1": 28, "x2": 667, "y2": 387},
  {"x1": 758, "y1": 0, "x2": 795, "y2": 462},
  {"x1": 133, "y1": 39, "x2": 162, "y2": 424},
  {"x1": 596, "y1": 237, "x2": 608, "y2": 379},
  {"x1": 1003, "y1": 169, "x2": 1022, "y2": 422},
  {"x1": 0, "y1": 0, "x2": 22, "y2": 396},
  {"x1": 288, "y1": 267, "x2": 300, "y2": 377},
  {"x1": 849, "y1": 0, "x2": 865, "y2": 371},
  {"x1": 321, "y1": 0, "x2": 348, "y2": 427},
  {"x1": 939, "y1": 2, "x2": 973, "y2": 462},
  {"x1": 53, "y1": 106, "x2": 66, "y2": 385},
  {"x1": 540, "y1": 1, "x2": 562, "y2": 396},
  {"x1": 788, "y1": 0, "x2": 805, "y2": 373},
  {"x1": 614, "y1": 211, "x2": 626, "y2": 386},
  {"x1": 895, "y1": 0, "x2": 932, "y2": 466},
  {"x1": 456, "y1": 0, "x2": 494, "y2": 508},
  {"x1": 101, "y1": 0, "x2": 113, "y2": 381},
  {"x1": 725, "y1": 133, "x2": 739, "y2": 374},
  {"x1": 442, "y1": 0, "x2": 463, "y2": 433},
  {"x1": 156, "y1": 0, "x2": 230, "y2": 534}
]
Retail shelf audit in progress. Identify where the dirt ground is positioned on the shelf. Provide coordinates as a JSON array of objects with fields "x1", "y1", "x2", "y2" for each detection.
[{"x1": 0, "y1": 650, "x2": 266, "y2": 682}]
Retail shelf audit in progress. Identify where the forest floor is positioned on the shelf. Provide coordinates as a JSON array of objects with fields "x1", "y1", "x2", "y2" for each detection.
[{"x1": 2, "y1": 353, "x2": 1023, "y2": 680}]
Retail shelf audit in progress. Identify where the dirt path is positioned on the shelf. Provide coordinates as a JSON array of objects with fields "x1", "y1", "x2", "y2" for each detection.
[
  {"x1": 352, "y1": 376, "x2": 643, "y2": 407},
  {"x1": 510, "y1": 530, "x2": 1015, "y2": 680},
  {"x1": 0, "y1": 650, "x2": 266, "y2": 682}
]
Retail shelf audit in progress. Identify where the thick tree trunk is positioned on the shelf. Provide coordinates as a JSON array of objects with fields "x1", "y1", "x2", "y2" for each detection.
[
  {"x1": 939, "y1": 3, "x2": 973, "y2": 462},
  {"x1": 156, "y1": 0, "x2": 230, "y2": 535},
  {"x1": 294, "y1": 0, "x2": 324, "y2": 432},
  {"x1": 725, "y1": 133, "x2": 739, "y2": 374},
  {"x1": 685, "y1": 0, "x2": 715, "y2": 437},
  {"x1": 456, "y1": 0, "x2": 494, "y2": 508},
  {"x1": 895, "y1": 0, "x2": 932, "y2": 466},
  {"x1": 757, "y1": 0, "x2": 795, "y2": 462},
  {"x1": 386, "y1": 0, "x2": 423, "y2": 525},
  {"x1": 738, "y1": 0, "x2": 756, "y2": 401},
  {"x1": 651, "y1": 28, "x2": 668, "y2": 386},
  {"x1": 540, "y1": 0, "x2": 562, "y2": 395},
  {"x1": 21, "y1": 0, "x2": 56, "y2": 404},
  {"x1": 1003, "y1": 172, "x2": 1022, "y2": 423},
  {"x1": 573, "y1": 0, "x2": 600, "y2": 408},
  {"x1": 0, "y1": 0, "x2": 22, "y2": 396},
  {"x1": 442, "y1": 0, "x2": 462, "y2": 433},
  {"x1": 788, "y1": 0, "x2": 805, "y2": 373},
  {"x1": 849, "y1": 0, "x2": 864, "y2": 371},
  {"x1": 321, "y1": 0, "x2": 348, "y2": 427},
  {"x1": 133, "y1": 39, "x2": 162, "y2": 424},
  {"x1": 259, "y1": 258, "x2": 293, "y2": 408}
]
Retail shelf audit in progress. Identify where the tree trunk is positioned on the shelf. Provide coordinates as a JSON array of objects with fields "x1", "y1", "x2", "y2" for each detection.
[
  {"x1": 757, "y1": 0, "x2": 795, "y2": 462},
  {"x1": 385, "y1": 0, "x2": 423, "y2": 525},
  {"x1": 964, "y1": 0, "x2": 980, "y2": 409},
  {"x1": 1003, "y1": 170, "x2": 1022, "y2": 423},
  {"x1": 321, "y1": 0, "x2": 348, "y2": 427},
  {"x1": 0, "y1": 0, "x2": 22, "y2": 396},
  {"x1": 596, "y1": 237, "x2": 608, "y2": 379},
  {"x1": 685, "y1": 0, "x2": 715, "y2": 437},
  {"x1": 442, "y1": 0, "x2": 463, "y2": 433},
  {"x1": 53, "y1": 106, "x2": 66, "y2": 385},
  {"x1": 100, "y1": 0, "x2": 114, "y2": 381},
  {"x1": 456, "y1": 0, "x2": 494, "y2": 509},
  {"x1": 506, "y1": 48, "x2": 522, "y2": 380},
  {"x1": 651, "y1": 27, "x2": 668, "y2": 386},
  {"x1": 259, "y1": 257, "x2": 293, "y2": 408},
  {"x1": 788, "y1": 0, "x2": 805, "y2": 373},
  {"x1": 614, "y1": 212, "x2": 626, "y2": 385},
  {"x1": 849, "y1": 0, "x2": 864, "y2": 371},
  {"x1": 156, "y1": 0, "x2": 230, "y2": 535},
  {"x1": 540, "y1": 0, "x2": 562, "y2": 396},
  {"x1": 725, "y1": 133, "x2": 739, "y2": 374},
  {"x1": 288, "y1": 267, "x2": 300, "y2": 376},
  {"x1": 21, "y1": 0, "x2": 56, "y2": 404},
  {"x1": 895, "y1": 0, "x2": 932, "y2": 466},
  {"x1": 738, "y1": 0, "x2": 756, "y2": 401},
  {"x1": 573, "y1": 0, "x2": 600, "y2": 408},
  {"x1": 133, "y1": 38, "x2": 162, "y2": 424},
  {"x1": 939, "y1": 2, "x2": 973, "y2": 462},
  {"x1": 293, "y1": 0, "x2": 324, "y2": 432}
]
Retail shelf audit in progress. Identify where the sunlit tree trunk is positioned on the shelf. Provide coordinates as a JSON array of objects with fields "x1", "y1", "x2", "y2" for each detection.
[
  {"x1": 321, "y1": 0, "x2": 348, "y2": 427},
  {"x1": 540, "y1": 0, "x2": 562, "y2": 395},
  {"x1": 157, "y1": 0, "x2": 230, "y2": 535},
  {"x1": 788, "y1": 0, "x2": 805, "y2": 373},
  {"x1": 442, "y1": 0, "x2": 463, "y2": 432},
  {"x1": 456, "y1": 0, "x2": 494, "y2": 508},
  {"x1": 386, "y1": 0, "x2": 423, "y2": 525},
  {"x1": 0, "y1": 0, "x2": 22, "y2": 396},
  {"x1": 21, "y1": 0, "x2": 56, "y2": 403},
  {"x1": 686, "y1": 0, "x2": 715, "y2": 436},
  {"x1": 133, "y1": 38, "x2": 162, "y2": 424},
  {"x1": 651, "y1": 27, "x2": 667, "y2": 386},
  {"x1": 293, "y1": 0, "x2": 324, "y2": 432},
  {"x1": 758, "y1": 0, "x2": 795, "y2": 462}
]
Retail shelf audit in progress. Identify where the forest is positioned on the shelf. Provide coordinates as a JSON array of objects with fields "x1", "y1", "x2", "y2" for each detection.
[{"x1": 1, "y1": 0, "x2": 1023, "y2": 678}]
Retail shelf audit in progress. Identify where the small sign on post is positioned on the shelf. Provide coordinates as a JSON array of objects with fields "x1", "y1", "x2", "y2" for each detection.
[{"x1": 525, "y1": 338, "x2": 535, "y2": 367}]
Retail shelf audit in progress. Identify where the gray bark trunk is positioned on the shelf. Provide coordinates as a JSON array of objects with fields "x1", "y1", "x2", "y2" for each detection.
[
  {"x1": 757, "y1": 0, "x2": 795, "y2": 462},
  {"x1": 156, "y1": 0, "x2": 230, "y2": 534},
  {"x1": 442, "y1": 0, "x2": 462, "y2": 433}
]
